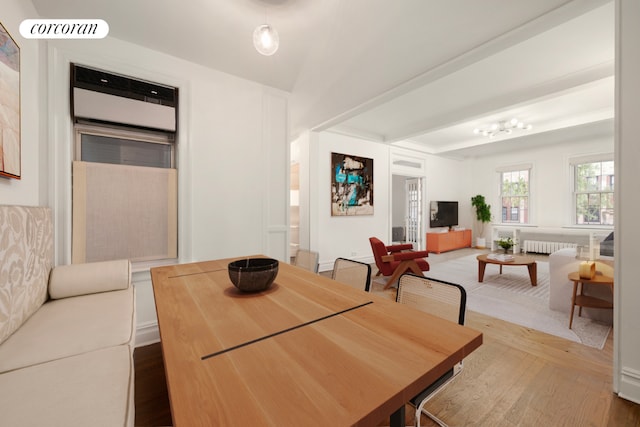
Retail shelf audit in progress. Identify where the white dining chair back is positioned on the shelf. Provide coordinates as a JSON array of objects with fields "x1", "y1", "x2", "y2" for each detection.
[
  {"x1": 293, "y1": 249, "x2": 319, "y2": 273},
  {"x1": 396, "y1": 273, "x2": 467, "y2": 427},
  {"x1": 397, "y1": 274, "x2": 465, "y2": 325},
  {"x1": 331, "y1": 258, "x2": 372, "y2": 292}
]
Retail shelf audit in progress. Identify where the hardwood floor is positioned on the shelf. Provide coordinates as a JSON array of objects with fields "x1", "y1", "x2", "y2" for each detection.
[
  {"x1": 134, "y1": 249, "x2": 640, "y2": 426},
  {"x1": 134, "y1": 343, "x2": 172, "y2": 426},
  {"x1": 417, "y1": 310, "x2": 631, "y2": 426}
]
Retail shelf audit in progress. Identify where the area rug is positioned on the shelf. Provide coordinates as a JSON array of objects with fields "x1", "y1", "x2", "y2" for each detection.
[{"x1": 373, "y1": 254, "x2": 611, "y2": 349}]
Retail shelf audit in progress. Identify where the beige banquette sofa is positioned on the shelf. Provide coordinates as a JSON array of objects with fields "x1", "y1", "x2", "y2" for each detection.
[{"x1": 0, "y1": 205, "x2": 135, "y2": 426}]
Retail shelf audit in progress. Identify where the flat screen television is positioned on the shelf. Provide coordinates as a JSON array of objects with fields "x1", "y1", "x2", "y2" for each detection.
[{"x1": 430, "y1": 201, "x2": 459, "y2": 229}]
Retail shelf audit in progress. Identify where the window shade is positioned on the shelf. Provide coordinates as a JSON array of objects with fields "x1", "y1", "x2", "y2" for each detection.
[{"x1": 72, "y1": 161, "x2": 177, "y2": 263}]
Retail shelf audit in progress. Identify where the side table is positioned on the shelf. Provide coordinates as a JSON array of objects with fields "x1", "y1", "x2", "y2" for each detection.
[{"x1": 567, "y1": 271, "x2": 614, "y2": 329}]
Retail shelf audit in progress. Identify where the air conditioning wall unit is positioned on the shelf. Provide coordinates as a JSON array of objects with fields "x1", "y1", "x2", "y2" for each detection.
[{"x1": 71, "y1": 63, "x2": 178, "y2": 132}]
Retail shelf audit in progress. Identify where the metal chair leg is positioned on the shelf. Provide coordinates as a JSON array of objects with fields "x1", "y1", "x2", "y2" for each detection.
[{"x1": 415, "y1": 399, "x2": 448, "y2": 427}]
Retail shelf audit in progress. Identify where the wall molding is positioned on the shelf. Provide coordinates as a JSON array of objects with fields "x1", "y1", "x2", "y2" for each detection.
[
  {"x1": 135, "y1": 321, "x2": 160, "y2": 348},
  {"x1": 619, "y1": 367, "x2": 640, "y2": 404}
]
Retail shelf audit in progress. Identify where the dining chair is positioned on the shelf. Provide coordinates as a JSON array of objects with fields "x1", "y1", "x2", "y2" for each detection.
[
  {"x1": 293, "y1": 249, "x2": 319, "y2": 273},
  {"x1": 396, "y1": 273, "x2": 467, "y2": 427},
  {"x1": 331, "y1": 258, "x2": 372, "y2": 292}
]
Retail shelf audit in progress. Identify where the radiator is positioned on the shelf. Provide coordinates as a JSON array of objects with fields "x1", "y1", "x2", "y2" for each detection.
[{"x1": 522, "y1": 240, "x2": 578, "y2": 254}]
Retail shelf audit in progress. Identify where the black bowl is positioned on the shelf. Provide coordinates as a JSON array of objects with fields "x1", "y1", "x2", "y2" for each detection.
[{"x1": 228, "y1": 258, "x2": 279, "y2": 292}]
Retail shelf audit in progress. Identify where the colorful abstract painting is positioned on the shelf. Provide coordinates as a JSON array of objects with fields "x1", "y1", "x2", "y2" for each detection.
[
  {"x1": 331, "y1": 152, "x2": 373, "y2": 216},
  {"x1": 0, "y1": 21, "x2": 20, "y2": 179}
]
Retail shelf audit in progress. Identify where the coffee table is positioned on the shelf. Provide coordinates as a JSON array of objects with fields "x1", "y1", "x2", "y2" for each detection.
[{"x1": 477, "y1": 254, "x2": 538, "y2": 286}]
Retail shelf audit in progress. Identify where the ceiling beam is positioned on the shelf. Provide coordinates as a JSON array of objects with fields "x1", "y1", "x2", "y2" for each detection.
[
  {"x1": 312, "y1": 0, "x2": 612, "y2": 134},
  {"x1": 384, "y1": 61, "x2": 614, "y2": 142}
]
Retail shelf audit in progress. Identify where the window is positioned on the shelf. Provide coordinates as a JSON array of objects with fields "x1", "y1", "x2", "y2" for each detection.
[
  {"x1": 500, "y1": 167, "x2": 530, "y2": 224},
  {"x1": 80, "y1": 132, "x2": 173, "y2": 168},
  {"x1": 74, "y1": 123, "x2": 176, "y2": 171},
  {"x1": 573, "y1": 159, "x2": 614, "y2": 225},
  {"x1": 72, "y1": 123, "x2": 178, "y2": 264}
]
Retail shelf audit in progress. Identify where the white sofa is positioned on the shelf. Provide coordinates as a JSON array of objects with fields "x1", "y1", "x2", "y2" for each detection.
[
  {"x1": 549, "y1": 247, "x2": 614, "y2": 324},
  {"x1": 0, "y1": 205, "x2": 136, "y2": 426}
]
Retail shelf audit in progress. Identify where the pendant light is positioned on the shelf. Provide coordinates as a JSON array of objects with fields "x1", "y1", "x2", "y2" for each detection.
[{"x1": 253, "y1": 24, "x2": 279, "y2": 56}]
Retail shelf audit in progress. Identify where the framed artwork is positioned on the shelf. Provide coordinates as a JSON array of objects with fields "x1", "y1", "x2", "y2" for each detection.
[
  {"x1": 0, "y1": 21, "x2": 20, "y2": 179},
  {"x1": 331, "y1": 152, "x2": 373, "y2": 216}
]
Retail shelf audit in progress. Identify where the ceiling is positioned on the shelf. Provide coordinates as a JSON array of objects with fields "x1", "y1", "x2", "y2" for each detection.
[{"x1": 31, "y1": 0, "x2": 615, "y2": 158}]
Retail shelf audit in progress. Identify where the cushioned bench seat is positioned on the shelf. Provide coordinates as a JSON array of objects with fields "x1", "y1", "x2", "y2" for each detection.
[
  {"x1": 0, "y1": 345, "x2": 134, "y2": 427},
  {"x1": 0, "y1": 286, "x2": 135, "y2": 373},
  {"x1": 0, "y1": 205, "x2": 136, "y2": 427}
]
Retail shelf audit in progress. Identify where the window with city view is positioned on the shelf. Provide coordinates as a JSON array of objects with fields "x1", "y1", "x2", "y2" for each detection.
[
  {"x1": 574, "y1": 160, "x2": 614, "y2": 225},
  {"x1": 500, "y1": 168, "x2": 530, "y2": 224}
]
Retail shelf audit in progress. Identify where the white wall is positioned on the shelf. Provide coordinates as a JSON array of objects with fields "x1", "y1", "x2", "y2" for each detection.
[
  {"x1": 615, "y1": 0, "x2": 640, "y2": 404},
  {"x1": 311, "y1": 132, "x2": 389, "y2": 270},
  {"x1": 291, "y1": 132, "x2": 311, "y2": 254},
  {"x1": 0, "y1": 0, "x2": 46, "y2": 206},
  {"x1": 467, "y1": 133, "x2": 614, "y2": 237},
  {"x1": 308, "y1": 133, "x2": 467, "y2": 270},
  {"x1": 42, "y1": 37, "x2": 288, "y2": 346},
  {"x1": 423, "y1": 154, "x2": 472, "y2": 232}
]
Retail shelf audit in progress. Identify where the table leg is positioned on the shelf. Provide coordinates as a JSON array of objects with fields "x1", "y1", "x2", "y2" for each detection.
[
  {"x1": 390, "y1": 404, "x2": 405, "y2": 427},
  {"x1": 527, "y1": 262, "x2": 537, "y2": 286},
  {"x1": 569, "y1": 281, "x2": 579, "y2": 329},
  {"x1": 578, "y1": 283, "x2": 583, "y2": 318},
  {"x1": 478, "y1": 260, "x2": 487, "y2": 282}
]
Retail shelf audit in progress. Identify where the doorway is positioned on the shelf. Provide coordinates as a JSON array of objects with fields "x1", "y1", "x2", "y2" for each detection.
[{"x1": 392, "y1": 175, "x2": 424, "y2": 250}]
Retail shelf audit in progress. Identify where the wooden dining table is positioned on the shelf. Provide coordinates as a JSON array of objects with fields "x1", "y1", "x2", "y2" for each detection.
[{"x1": 151, "y1": 256, "x2": 483, "y2": 426}]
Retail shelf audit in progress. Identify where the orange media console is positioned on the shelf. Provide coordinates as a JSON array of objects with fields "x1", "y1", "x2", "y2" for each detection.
[{"x1": 426, "y1": 229, "x2": 472, "y2": 254}]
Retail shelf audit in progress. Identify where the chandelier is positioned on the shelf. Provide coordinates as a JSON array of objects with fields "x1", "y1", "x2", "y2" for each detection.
[{"x1": 473, "y1": 118, "x2": 532, "y2": 138}]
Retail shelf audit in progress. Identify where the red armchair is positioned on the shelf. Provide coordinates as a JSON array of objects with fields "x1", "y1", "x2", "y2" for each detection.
[{"x1": 369, "y1": 237, "x2": 430, "y2": 289}]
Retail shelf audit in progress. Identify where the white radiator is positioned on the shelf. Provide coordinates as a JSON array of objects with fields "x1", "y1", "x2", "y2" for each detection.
[{"x1": 523, "y1": 240, "x2": 578, "y2": 254}]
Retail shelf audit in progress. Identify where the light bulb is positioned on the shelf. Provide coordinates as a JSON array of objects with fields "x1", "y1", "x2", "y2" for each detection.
[
  {"x1": 253, "y1": 24, "x2": 279, "y2": 56},
  {"x1": 261, "y1": 31, "x2": 273, "y2": 48}
]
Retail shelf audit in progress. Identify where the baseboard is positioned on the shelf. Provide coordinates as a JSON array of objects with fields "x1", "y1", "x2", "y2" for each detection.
[
  {"x1": 619, "y1": 367, "x2": 640, "y2": 404},
  {"x1": 135, "y1": 321, "x2": 160, "y2": 348}
]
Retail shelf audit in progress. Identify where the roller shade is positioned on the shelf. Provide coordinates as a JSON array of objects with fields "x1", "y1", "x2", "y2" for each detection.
[{"x1": 72, "y1": 161, "x2": 177, "y2": 263}]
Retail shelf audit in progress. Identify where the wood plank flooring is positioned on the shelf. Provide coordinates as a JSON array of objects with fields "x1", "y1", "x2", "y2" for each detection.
[
  {"x1": 134, "y1": 343, "x2": 172, "y2": 426},
  {"x1": 134, "y1": 249, "x2": 640, "y2": 426}
]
